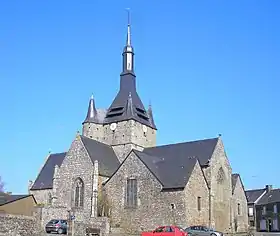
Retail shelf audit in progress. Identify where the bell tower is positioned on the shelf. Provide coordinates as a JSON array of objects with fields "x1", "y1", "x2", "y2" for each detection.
[{"x1": 103, "y1": 10, "x2": 157, "y2": 161}]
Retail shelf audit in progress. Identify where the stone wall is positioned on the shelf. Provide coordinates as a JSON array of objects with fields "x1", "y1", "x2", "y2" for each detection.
[
  {"x1": 184, "y1": 161, "x2": 210, "y2": 227},
  {"x1": 71, "y1": 217, "x2": 110, "y2": 236},
  {"x1": 103, "y1": 120, "x2": 156, "y2": 148},
  {"x1": 232, "y1": 177, "x2": 248, "y2": 233},
  {"x1": 82, "y1": 122, "x2": 105, "y2": 142},
  {"x1": 0, "y1": 214, "x2": 40, "y2": 236},
  {"x1": 40, "y1": 205, "x2": 69, "y2": 227},
  {"x1": 30, "y1": 188, "x2": 52, "y2": 205},
  {"x1": 105, "y1": 151, "x2": 202, "y2": 233},
  {"x1": 55, "y1": 135, "x2": 94, "y2": 221},
  {"x1": 206, "y1": 137, "x2": 233, "y2": 232}
]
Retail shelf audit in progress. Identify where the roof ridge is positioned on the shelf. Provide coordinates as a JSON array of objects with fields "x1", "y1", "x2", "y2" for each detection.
[
  {"x1": 80, "y1": 135, "x2": 113, "y2": 149},
  {"x1": 246, "y1": 188, "x2": 266, "y2": 192},
  {"x1": 146, "y1": 137, "x2": 219, "y2": 149},
  {"x1": 50, "y1": 151, "x2": 67, "y2": 156}
]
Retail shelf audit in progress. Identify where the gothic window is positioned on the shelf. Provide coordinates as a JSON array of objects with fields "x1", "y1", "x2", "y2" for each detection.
[
  {"x1": 126, "y1": 178, "x2": 137, "y2": 208},
  {"x1": 216, "y1": 167, "x2": 226, "y2": 201},
  {"x1": 217, "y1": 167, "x2": 226, "y2": 184},
  {"x1": 74, "y1": 178, "x2": 84, "y2": 208}
]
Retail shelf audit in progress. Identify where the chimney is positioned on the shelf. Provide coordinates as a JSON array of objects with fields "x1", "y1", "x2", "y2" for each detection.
[{"x1": 266, "y1": 185, "x2": 272, "y2": 192}]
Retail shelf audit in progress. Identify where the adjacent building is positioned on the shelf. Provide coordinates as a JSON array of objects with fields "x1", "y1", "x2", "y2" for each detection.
[
  {"x1": 245, "y1": 187, "x2": 267, "y2": 228},
  {"x1": 0, "y1": 193, "x2": 37, "y2": 216},
  {"x1": 255, "y1": 186, "x2": 280, "y2": 232},
  {"x1": 28, "y1": 18, "x2": 248, "y2": 234},
  {"x1": 246, "y1": 185, "x2": 280, "y2": 232}
]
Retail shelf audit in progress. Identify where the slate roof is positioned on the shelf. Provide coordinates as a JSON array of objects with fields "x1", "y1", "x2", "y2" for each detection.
[
  {"x1": 103, "y1": 23, "x2": 156, "y2": 129},
  {"x1": 231, "y1": 173, "x2": 247, "y2": 196},
  {"x1": 143, "y1": 137, "x2": 219, "y2": 166},
  {"x1": 31, "y1": 152, "x2": 66, "y2": 190},
  {"x1": 104, "y1": 74, "x2": 156, "y2": 129},
  {"x1": 83, "y1": 95, "x2": 107, "y2": 124},
  {"x1": 245, "y1": 188, "x2": 266, "y2": 204},
  {"x1": 79, "y1": 135, "x2": 120, "y2": 177},
  {"x1": 31, "y1": 136, "x2": 120, "y2": 190},
  {"x1": 0, "y1": 193, "x2": 35, "y2": 206},
  {"x1": 134, "y1": 150, "x2": 198, "y2": 190},
  {"x1": 232, "y1": 173, "x2": 239, "y2": 194},
  {"x1": 104, "y1": 137, "x2": 218, "y2": 190},
  {"x1": 256, "y1": 189, "x2": 280, "y2": 205}
]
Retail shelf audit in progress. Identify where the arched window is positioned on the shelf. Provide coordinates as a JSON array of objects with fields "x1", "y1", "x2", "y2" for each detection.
[
  {"x1": 74, "y1": 178, "x2": 84, "y2": 208},
  {"x1": 216, "y1": 167, "x2": 226, "y2": 202},
  {"x1": 216, "y1": 167, "x2": 226, "y2": 184}
]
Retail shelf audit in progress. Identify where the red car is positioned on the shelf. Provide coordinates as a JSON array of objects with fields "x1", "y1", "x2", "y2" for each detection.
[{"x1": 141, "y1": 226, "x2": 188, "y2": 236}]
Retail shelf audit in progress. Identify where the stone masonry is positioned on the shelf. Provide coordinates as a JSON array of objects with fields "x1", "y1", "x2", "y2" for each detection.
[
  {"x1": 203, "y1": 138, "x2": 234, "y2": 232},
  {"x1": 28, "y1": 20, "x2": 249, "y2": 235},
  {"x1": 104, "y1": 151, "x2": 210, "y2": 233},
  {"x1": 232, "y1": 176, "x2": 248, "y2": 232},
  {"x1": 54, "y1": 134, "x2": 94, "y2": 222},
  {"x1": 0, "y1": 214, "x2": 41, "y2": 236}
]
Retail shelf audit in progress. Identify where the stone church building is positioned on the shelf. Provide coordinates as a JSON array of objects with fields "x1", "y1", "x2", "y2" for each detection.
[{"x1": 29, "y1": 20, "x2": 248, "y2": 234}]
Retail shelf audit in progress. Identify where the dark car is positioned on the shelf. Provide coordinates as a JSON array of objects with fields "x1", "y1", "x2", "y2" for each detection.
[
  {"x1": 45, "y1": 219, "x2": 68, "y2": 234},
  {"x1": 185, "y1": 226, "x2": 223, "y2": 236}
]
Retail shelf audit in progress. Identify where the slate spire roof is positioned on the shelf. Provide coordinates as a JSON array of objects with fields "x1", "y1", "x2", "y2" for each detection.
[
  {"x1": 147, "y1": 104, "x2": 156, "y2": 129},
  {"x1": 83, "y1": 95, "x2": 98, "y2": 124},
  {"x1": 83, "y1": 95, "x2": 107, "y2": 124},
  {"x1": 104, "y1": 13, "x2": 156, "y2": 129}
]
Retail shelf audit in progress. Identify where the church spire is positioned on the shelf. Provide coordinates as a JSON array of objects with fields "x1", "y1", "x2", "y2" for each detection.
[
  {"x1": 122, "y1": 8, "x2": 134, "y2": 75},
  {"x1": 104, "y1": 11, "x2": 156, "y2": 130},
  {"x1": 147, "y1": 103, "x2": 156, "y2": 129},
  {"x1": 82, "y1": 94, "x2": 98, "y2": 124}
]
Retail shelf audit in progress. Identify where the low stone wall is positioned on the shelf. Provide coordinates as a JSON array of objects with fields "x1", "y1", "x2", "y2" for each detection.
[
  {"x1": 40, "y1": 205, "x2": 68, "y2": 227},
  {"x1": 0, "y1": 214, "x2": 40, "y2": 236},
  {"x1": 73, "y1": 217, "x2": 110, "y2": 236}
]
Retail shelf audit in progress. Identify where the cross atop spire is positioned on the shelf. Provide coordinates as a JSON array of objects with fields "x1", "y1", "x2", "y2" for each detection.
[
  {"x1": 122, "y1": 8, "x2": 134, "y2": 75},
  {"x1": 126, "y1": 8, "x2": 131, "y2": 46}
]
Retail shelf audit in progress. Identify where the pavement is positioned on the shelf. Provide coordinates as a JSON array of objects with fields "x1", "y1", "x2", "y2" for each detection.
[{"x1": 255, "y1": 233, "x2": 280, "y2": 236}]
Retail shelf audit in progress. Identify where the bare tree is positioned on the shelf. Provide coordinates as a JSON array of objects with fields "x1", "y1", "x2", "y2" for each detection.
[{"x1": 0, "y1": 176, "x2": 4, "y2": 192}]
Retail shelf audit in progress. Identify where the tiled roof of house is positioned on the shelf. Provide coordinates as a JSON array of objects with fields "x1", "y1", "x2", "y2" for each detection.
[
  {"x1": 0, "y1": 193, "x2": 35, "y2": 206},
  {"x1": 256, "y1": 189, "x2": 280, "y2": 205},
  {"x1": 245, "y1": 188, "x2": 266, "y2": 204}
]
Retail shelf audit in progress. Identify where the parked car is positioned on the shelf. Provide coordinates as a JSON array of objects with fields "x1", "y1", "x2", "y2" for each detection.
[
  {"x1": 45, "y1": 219, "x2": 68, "y2": 234},
  {"x1": 184, "y1": 226, "x2": 223, "y2": 236},
  {"x1": 141, "y1": 225, "x2": 188, "y2": 236}
]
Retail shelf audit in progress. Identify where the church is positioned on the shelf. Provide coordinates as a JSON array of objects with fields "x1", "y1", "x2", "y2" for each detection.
[{"x1": 28, "y1": 18, "x2": 248, "y2": 234}]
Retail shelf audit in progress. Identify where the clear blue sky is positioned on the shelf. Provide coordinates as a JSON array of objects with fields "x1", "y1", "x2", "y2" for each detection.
[{"x1": 0, "y1": 0, "x2": 279, "y2": 194}]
